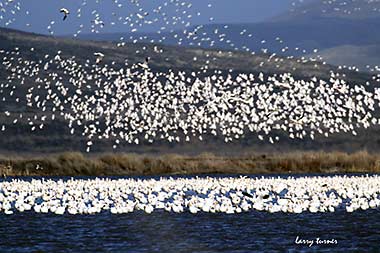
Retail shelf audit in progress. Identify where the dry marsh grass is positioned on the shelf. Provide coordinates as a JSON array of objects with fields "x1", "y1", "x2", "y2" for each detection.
[{"x1": 0, "y1": 151, "x2": 379, "y2": 177}]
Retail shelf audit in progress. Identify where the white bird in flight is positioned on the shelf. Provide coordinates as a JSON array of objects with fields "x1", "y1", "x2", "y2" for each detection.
[
  {"x1": 60, "y1": 8, "x2": 70, "y2": 21},
  {"x1": 94, "y1": 52, "x2": 105, "y2": 64},
  {"x1": 138, "y1": 57, "x2": 150, "y2": 69}
]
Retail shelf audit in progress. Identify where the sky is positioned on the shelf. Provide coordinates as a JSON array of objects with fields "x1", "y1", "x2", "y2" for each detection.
[{"x1": 0, "y1": 0, "x2": 296, "y2": 35}]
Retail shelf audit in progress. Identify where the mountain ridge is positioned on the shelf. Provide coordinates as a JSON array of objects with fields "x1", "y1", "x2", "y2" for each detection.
[
  {"x1": 73, "y1": 0, "x2": 380, "y2": 69},
  {"x1": 0, "y1": 26, "x2": 375, "y2": 154}
]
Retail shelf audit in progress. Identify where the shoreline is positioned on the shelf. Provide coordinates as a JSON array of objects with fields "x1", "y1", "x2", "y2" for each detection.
[{"x1": 0, "y1": 150, "x2": 379, "y2": 177}]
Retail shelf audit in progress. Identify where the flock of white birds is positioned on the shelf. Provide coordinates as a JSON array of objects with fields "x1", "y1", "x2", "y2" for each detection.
[
  {"x1": 1, "y1": 48, "x2": 380, "y2": 152},
  {"x1": 0, "y1": 0, "x2": 379, "y2": 216},
  {"x1": 0, "y1": 0, "x2": 380, "y2": 151},
  {"x1": 0, "y1": 175, "x2": 379, "y2": 215}
]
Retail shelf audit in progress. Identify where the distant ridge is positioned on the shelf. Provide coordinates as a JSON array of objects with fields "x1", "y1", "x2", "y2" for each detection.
[
  {"x1": 277, "y1": 0, "x2": 380, "y2": 21},
  {"x1": 75, "y1": 0, "x2": 380, "y2": 69},
  {"x1": 0, "y1": 27, "x2": 373, "y2": 154}
]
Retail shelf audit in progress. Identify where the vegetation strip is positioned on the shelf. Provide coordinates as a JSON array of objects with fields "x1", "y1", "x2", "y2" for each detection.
[{"x1": 0, "y1": 151, "x2": 379, "y2": 177}]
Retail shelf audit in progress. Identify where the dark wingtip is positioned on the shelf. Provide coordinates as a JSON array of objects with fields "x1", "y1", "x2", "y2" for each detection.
[{"x1": 242, "y1": 191, "x2": 253, "y2": 198}]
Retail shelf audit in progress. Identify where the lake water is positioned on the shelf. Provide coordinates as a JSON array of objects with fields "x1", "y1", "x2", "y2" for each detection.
[
  {"x1": 0, "y1": 209, "x2": 379, "y2": 252},
  {"x1": 0, "y1": 175, "x2": 379, "y2": 252}
]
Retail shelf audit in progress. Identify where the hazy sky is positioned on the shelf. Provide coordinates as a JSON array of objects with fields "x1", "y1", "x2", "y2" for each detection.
[{"x1": 0, "y1": 0, "x2": 296, "y2": 35}]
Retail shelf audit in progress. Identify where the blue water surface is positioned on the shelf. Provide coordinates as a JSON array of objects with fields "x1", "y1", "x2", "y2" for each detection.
[{"x1": 0, "y1": 175, "x2": 379, "y2": 252}]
